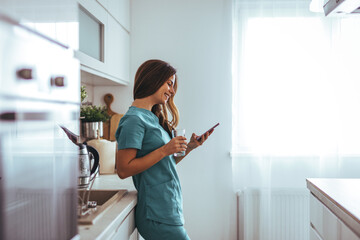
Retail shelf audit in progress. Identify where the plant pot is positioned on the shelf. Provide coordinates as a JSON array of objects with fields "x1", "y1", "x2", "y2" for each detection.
[{"x1": 81, "y1": 121, "x2": 103, "y2": 139}]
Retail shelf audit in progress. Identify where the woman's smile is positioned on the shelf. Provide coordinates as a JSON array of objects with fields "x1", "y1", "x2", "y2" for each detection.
[{"x1": 164, "y1": 93, "x2": 170, "y2": 101}]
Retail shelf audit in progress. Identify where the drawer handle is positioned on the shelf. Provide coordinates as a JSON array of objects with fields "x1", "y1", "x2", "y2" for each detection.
[
  {"x1": 51, "y1": 76, "x2": 66, "y2": 87},
  {"x1": 16, "y1": 68, "x2": 34, "y2": 80}
]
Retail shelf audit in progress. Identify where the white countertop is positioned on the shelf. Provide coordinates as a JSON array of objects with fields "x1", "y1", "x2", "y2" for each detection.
[
  {"x1": 306, "y1": 178, "x2": 360, "y2": 237},
  {"x1": 78, "y1": 174, "x2": 137, "y2": 240},
  {"x1": 91, "y1": 173, "x2": 136, "y2": 191}
]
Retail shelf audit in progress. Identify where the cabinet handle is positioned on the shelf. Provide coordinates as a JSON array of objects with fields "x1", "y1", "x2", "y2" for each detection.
[
  {"x1": 16, "y1": 68, "x2": 34, "y2": 80},
  {"x1": 0, "y1": 112, "x2": 52, "y2": 121},
  {"x1": 51, "y1": 76, "x2": 66, "y2": 87},
  {"x1": 0, "y1": 111, "x2": 78, "y2": 121}
]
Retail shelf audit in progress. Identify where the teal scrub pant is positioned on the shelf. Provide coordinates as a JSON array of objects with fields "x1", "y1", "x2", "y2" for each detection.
[{"x1": 137, "y1": 219, "x2": 190, "y2": 240}]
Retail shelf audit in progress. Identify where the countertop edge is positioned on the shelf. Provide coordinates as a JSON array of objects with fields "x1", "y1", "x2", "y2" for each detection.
[{"x1": 306, "y1": 179, "x2": 360, "y2": 238}]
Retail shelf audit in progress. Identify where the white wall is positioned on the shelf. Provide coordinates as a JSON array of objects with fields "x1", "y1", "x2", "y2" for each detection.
[{"x1": 93, "y1": 0, "x2": 235, "y2": 239}]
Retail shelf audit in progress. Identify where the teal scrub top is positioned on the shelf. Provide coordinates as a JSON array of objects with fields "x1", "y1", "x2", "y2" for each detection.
[{"x1": 115, "y1": 106, "x2": 184, "y2": 226}]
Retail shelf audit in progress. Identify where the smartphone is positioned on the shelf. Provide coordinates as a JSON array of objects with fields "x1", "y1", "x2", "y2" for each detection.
[{"x1": 196, "y1": 123, "x2": 220, "y2": 141}]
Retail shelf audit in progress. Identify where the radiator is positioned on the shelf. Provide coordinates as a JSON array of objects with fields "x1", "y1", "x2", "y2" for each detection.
[{"x1": 237, "y1": 188, "x2": 310, "y2": 240}]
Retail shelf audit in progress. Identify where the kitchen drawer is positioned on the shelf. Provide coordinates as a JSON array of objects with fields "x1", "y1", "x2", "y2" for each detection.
[
  {"x1": 310, "y1": 193, "x2": 339, "y2": 240},
  {"x1": 339, "y1": 220, "x2": 360, "y2": 240},
  {"x1": 310, "y1": 225, "x2": 323, "y2": 240},
  {"x1": 310, "y1": 193, "x2": 360, "y2": 240},
  {"x1": 109, "y1": 208, "x2": 136, "y2": 240}
]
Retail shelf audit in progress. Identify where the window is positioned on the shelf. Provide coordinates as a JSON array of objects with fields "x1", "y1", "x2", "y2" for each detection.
[{"x1": 232, "y1": 11, "x2": 360, "y2": 156}]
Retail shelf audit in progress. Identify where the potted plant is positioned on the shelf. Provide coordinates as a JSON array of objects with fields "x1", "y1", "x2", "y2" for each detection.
[{"x1": 80, "y1": 86, "x2": 110, "y2": 139}]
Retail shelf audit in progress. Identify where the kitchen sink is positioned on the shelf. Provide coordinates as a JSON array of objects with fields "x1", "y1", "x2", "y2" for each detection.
[{"x1": 78, "y1": 189, "x2": 128, "y2": 225}]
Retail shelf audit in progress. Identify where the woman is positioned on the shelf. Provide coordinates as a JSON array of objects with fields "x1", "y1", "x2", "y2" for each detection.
[{"x1": 115, "y1": 59, "x2": 213, "y2": 240}]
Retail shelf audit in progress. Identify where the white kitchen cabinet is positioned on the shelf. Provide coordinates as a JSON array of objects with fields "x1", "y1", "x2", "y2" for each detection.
[
  {"x1": 109, "y1": 208, "x2": 137, "y2": 240},
  {"x1": 309, "y1": 193, "x2": 360, "y2": 240},
  {"x1": 339, "y1": 220, "x2": 360, "y2": 240},
  {"x1": 96, "y1": 0, "x2": 130, "y2": 32},
  {"x1": 105, "y1": 13, "x2": 130, "y2": 84},
  {"x1": 76, "y1": 0, "x2": 107, "y2": 76},
  {"x1": 310, "y1": 227, "x2": 323, "y2": 240},
  {"x1": 76, "y1": 0, "x2": 130, "y2": 85}
]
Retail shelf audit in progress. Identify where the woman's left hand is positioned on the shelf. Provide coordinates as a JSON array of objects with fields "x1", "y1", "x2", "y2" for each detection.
[{"x1": 187, "y1": 129, "x2": 214, "y2": 151}]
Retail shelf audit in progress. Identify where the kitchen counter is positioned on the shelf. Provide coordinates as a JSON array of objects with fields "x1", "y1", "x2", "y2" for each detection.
[
  {"x1": 306, "y1": 178, "x2": 360, "y2": 238},
  {"x1": 91, "y1": 174, "x2": 136, "y2": 191},
  {"x1": 78, "y1": 174, "x2": 138, "y2": 240}
]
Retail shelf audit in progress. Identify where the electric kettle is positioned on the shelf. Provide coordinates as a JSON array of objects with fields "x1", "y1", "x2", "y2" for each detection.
[
  {"x1": 60, "y1": 126, "x2": 100, "y2": 188},
  {"x1": 78, "y1": 143, "x2": 99, "y2": 188}
]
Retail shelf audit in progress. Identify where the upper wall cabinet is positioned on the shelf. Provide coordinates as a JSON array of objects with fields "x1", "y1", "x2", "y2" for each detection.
[
  {"x1": 0, "y1": 0, "x2": 79, "y2": 50},
  {"x1": 76, "y1": 0, "x2": 130, "y2": 86},
  {"x1": 96, "y1": 0, "x2": 130, "y2": 32}
]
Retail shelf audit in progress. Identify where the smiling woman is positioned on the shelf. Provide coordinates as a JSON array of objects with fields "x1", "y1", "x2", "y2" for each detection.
[
  {"x1": 114, "y1": 59, "x2": 213, "y2": 240},
  {"x1": 132, "y1": 59, "x2": 179, "y2": 135}
]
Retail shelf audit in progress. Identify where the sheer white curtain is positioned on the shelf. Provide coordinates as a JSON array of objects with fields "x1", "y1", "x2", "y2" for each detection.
[{"x1": 232, "y1": 0, "x2": 360, "y2": 239}]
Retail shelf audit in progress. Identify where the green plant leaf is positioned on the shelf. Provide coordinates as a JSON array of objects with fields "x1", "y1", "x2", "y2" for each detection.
[
  {"x1": 80, "y1": 105, "x2": 110, "y2": 122},
  {"x1": 81, "y1": 85, "x2": 87, "y2": 103}
]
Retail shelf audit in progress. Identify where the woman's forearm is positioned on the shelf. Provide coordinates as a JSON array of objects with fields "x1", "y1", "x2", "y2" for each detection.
[
  {"x1": 116, "y1": 147, "x2": 167, "y2": 179},
  {"x1": 117, "y1": 136, "x2": 187, "y2": 178}
]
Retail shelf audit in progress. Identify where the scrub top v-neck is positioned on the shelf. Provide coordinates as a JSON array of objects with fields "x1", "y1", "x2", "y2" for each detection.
[{"x1": 115, "y1": 106, "x2": 184, "y2": 226}]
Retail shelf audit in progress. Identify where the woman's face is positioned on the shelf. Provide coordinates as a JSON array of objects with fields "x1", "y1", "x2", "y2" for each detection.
[{"x1": 153, "y1": 74, "x2": 176, "y2": 105}]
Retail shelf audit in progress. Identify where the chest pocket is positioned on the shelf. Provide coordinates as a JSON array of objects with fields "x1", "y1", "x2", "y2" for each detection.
[{"x1": 145, "y1": 179, "x2": 184, "y2": 225}]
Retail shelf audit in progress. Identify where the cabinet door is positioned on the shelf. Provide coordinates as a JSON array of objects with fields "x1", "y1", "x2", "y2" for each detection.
[
  {"x1": 96, "y1": 0, "x2": 107, "y2": 8},
  {"x1": 109, "y1": 208, "x2": 136, "y2": 240},
  {"x1": 96, "y1": 0, "x2": 130, "y2": 31},
  {"x1": 77, "y1": 0, "x2": 107, "y2": 75},
  {"x1": 310, "y1": 193, "x2": 360, "y2": 240},
  {"x1": 129, "y1": 228, "x2": 139, "y2": 240},
  {"x1": 339, "y1": 220, "x2": 360, "y2": 240},
  {"x1": 310, "y1": 226, "x2": 323, "y2": 240},
  {"x1": 310, "y1": 194, "x2": 338, "y2": 240},
  {"x1": 77, "y1": 0, "x2": 129, "y2": 85},
  {"x1": 322, "y1": 205, "x2": 339, "y2": 240},
  {"x1": 105, "y1": 14, "x2": 130, "y2": 83}
]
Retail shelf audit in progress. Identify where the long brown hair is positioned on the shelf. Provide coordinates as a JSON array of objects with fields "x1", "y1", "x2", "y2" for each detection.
[{"x1": 133, "y1": 59, "x2": 179, "y2": 136}]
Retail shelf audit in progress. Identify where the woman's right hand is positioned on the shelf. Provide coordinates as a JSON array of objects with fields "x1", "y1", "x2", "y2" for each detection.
[{"x1": 162, "y1": 136, "x2": 187, "y2": 156}]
